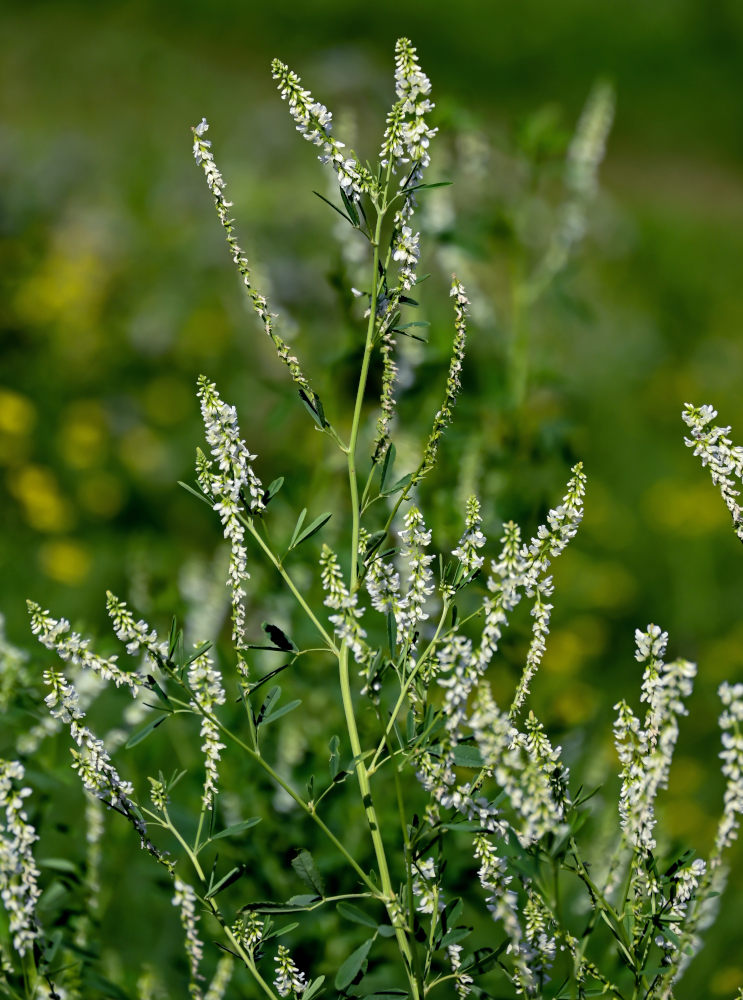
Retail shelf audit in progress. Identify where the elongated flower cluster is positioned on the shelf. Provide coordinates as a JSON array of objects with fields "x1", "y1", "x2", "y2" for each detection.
[
  {"x1": 396, "y1": 506, "x2": 435, "y2": 645},
  {"x1": 271, "y1": 60, "x2": 371, "y2": 202},
  {"x1": 471, "y1": 685, "x2": 565, "y2": 845},
  {"x1": 106, "y1": 591, "x2": 164, "y2": 661},
  {"x1": 319, "y1": 545, "x2": 368, "y2": 666},
  {"x1": 234, "y1": 911, "x2": 264, "y2": 952},
  {"x1": 566, "y1": 81, "x2": 615, "y2": 202},
  {"x1": 173, "y1": 876, "x2": 204, "y2": 999},
  {"x1": 614, "y1": 625, "x2": 696, "y2": 853},
  {"x1": 682, "y1": 403, "x2": 743, "y2": 542},
  {"x1": 447, "y1": 943, "x2": 474, "y2": 999},
  {"x1": 473, "y1": 832, "x2": 533, "y2": 995},
  {"x1": 418, "y1": 467, "x2": 584, "y2": 829},
  {"x1": 192, "y1": 119, "x2": 312, "y2": 394},
  {"x1": 197, "y1": 376, "x2": 265, "y2": 647},
  {"x1": 412, "y1": 856, "x2": 443, "y2": 915},
  {"x1": 372, "y1": 330, "x2": 400, "y2": 463},
  {"x1": 41, "y1": 669, "x2": 163, "y2": 862},
  {"x1": 383, "y1": 39, "x2": 437, "y2": 289},
  {"x1": 187, "y1": 647, "x2": 226, "y2": 809},
  {"x1": 0, "y1": 760, "x2": 41, "y2": 957},
  {"x1": 28, "y1": 600, "x2": 141, "y2": 693},
  {"x1": 451, "y1": 496, "x2": 486, "y2": 582},
  {"x1": 204, "y1": 954, "x2": 234, "y2": 1000},
  {"x1": 274, "y1": 944, "x2": 307, "y2": 997},
  {"x1": 714, "y1": 681, "x2": 743, "y2": 860},
  {"x1": 420, "y1": 280, "x2": 469, "y2": 475}
]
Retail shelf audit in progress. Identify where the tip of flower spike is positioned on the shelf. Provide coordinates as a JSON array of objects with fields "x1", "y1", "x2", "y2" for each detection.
[
  {"x1": 193, "y1": 117, "x2": 209, "y2": 137},
  {"x1": 271, "y1": 57, "x2": 286, "y2": 77},
  {"x1": 26, "y1": 599, "x2": 39, "y2": 613}
]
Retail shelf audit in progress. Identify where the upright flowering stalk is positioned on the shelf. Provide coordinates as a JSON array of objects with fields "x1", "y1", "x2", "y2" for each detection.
[
  {"x1": 613, "y1": 625, "x2": 696, "y2": 854},
  {"x1": 419, "y1": 280, "x2": 469, "y2": 477},
  {"x1": 682, "y1": 403, "x2": 743, "y2": 542},
  {"x1": 713, "y1": 681, "x2": 743, "y2": 864},
  {"x1": 271, "y1": 60, "x2": 372, "y2": 202},
  {"x1": 197, "y1": 376, "x2": 264, "y2": 647},
  {"x1": 0, "y1": 760, "x2": 41, "y2": 958},
  {"x1": 273, "y1": 944, "x2": 307, "y2": 998},
  {"x1": 382, "y1": 38, "x2": 438, "y2": 290},
  {"x1": 396, "y1": 506, "x2": 435, "y2": 648},
  {"x1": 172, "y1": 876, "x2": 205, "y2": 999},
  {"x1": 192, "y1": 119, "x2": 314, "y2": 396},
  {"x1": 187, "y1": 646, "x2": 226, "y2": 810},
  {"x1": 320, "y1": 545, "x2": 368, "y2": 669}
]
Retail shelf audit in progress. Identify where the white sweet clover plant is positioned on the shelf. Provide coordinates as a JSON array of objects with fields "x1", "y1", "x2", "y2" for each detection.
[{"x1": 1, "y1": 38, "x2": 743, "y2": 1000}]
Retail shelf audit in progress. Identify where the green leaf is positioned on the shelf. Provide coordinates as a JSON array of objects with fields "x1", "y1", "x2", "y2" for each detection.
[
  {"x1": 256, "y1": 686, "x2": 282, "y2": 726},
  {"x1": 405, "y1": 180, "x2": 452, "y2": 192},
  {"x1": 386, "y1": 612, "x2": 397, "y2": 655},
  {"x1": 440, "y1": 926, "x2": 472, "y2": 948},
  {"x1": 379, "y1": 444, "x2": 396, "y2": 491},
  {"x1": 288, "y1": 508, "x2": 308, "y2": 549},
  {"x1": 167, "y1": 616, "x2": 179, "y2": 659},
  {"x1": 340, "y1": 187, "x2": 360, "y2": 227},
  {"x1": 314, "y1": 188, "x2": 354, "y2": 225},
  {"x1": 303, "y1": 976, "x2": 326, "y2": 1000},
  {"x1": 240, "y1": 901, "x2": 316, "y2": 914},
  {"x1": 334, "y1": 938, "x2": 373, "y2": 990},
  {"x1": 290, "y1": 512, "x2": 332, "y2": 550},
  {"x1": 145, "y1": 674, "x2": 171, "y2": 706},
  {"x1": 329, "y1": 735, "x2": 341, "y2": 779},
  {"x1": 451, "y1": 744, "x2": 484, "y2": 768},
  {"x1": 336, "y1": 901, "x2": 378, "y2": 930},
  {"x1": 291, "y1": 849, "x2": 325, "y2": 897},
  {"x1": 125, "y1": 715, "x2": 167, "y2": 749},
  {"x1": 39, "y1": 857, "x2": 79, "y2": 877},
  {"x1": 287, "y1": 894, "x2": 320, "y2": 906},
  {"x1": 203, "y1": 818, "x2": 261, "y2": 846},
  {"x1": 262, "y1": 699, "x2": 302, "y2": 726},
  {"x1": 381, "y1": 473, "x2": 413, "y2": 497},
  {"x1": 184, "y1": 640, "x2": 213, "y2": 667},
  {"x1": 298, "y1": 389, "x2": 328, "y2": 429},
  {"x1": 266, "y1": 476, "x2": 285, "y2": 500},
  {"x1": 248, "y1": 662, "x2": 291, "y2": 694},
  {"x1": 205, "y1": 864, "x2": 247, "y2": 899},
  {"x1": 261, "y1": 622, "x2": 296, "y2": 651},
  {"x1": 177, "y1": 480, "x2": 213, "y2": 506}
]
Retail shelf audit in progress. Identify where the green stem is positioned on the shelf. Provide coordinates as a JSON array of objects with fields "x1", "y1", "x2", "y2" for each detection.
[
  {"x1": 164, "y1": 810, "x2": 279, "y2": 1000},
  {"x1": 244, "y1": 517, "x2": 339, "y2": 654},
  {"x1": 213, "y1": 716, "x2": 380, "y2": 896},
  {"x1": 338, "y1": 196, "x2": 420, "y2": 999}
]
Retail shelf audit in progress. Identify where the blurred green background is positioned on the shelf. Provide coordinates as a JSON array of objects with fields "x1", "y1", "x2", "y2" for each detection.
[{"x1": 2, "y1": 1, "x2": 743, "y2": 996}]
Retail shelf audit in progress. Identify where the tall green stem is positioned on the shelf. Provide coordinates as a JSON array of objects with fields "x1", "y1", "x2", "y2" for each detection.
[{"x1": 338, "y1": 198, "x2": 420, "y2": 998}]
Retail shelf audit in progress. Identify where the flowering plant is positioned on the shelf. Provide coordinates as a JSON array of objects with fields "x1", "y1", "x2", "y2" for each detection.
[{"x1": 1, "y1": 38, "x2": 742, "y2": 1000}]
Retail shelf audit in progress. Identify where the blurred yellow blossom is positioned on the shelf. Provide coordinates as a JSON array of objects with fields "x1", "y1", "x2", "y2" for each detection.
[
  {"x1": 58, "y1": 400, "x2": 109, "y2": 469},
  {"x1": 643, "y1": 477, "x2": 724, "y2": 536},
  {"x1": 39, "y1": 538, "x2": 91, "y2": 585},
  {"x1": 0, "y1": 388, "x2": 36, "y2": 436},
  {"x1": 7, "y1": 464, "x2": 74, "y2": 532}
]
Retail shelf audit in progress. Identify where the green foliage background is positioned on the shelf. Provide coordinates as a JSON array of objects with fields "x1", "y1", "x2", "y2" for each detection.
[{"x1": 1, "y1": 1, "x2": 743, "y2": 996}]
